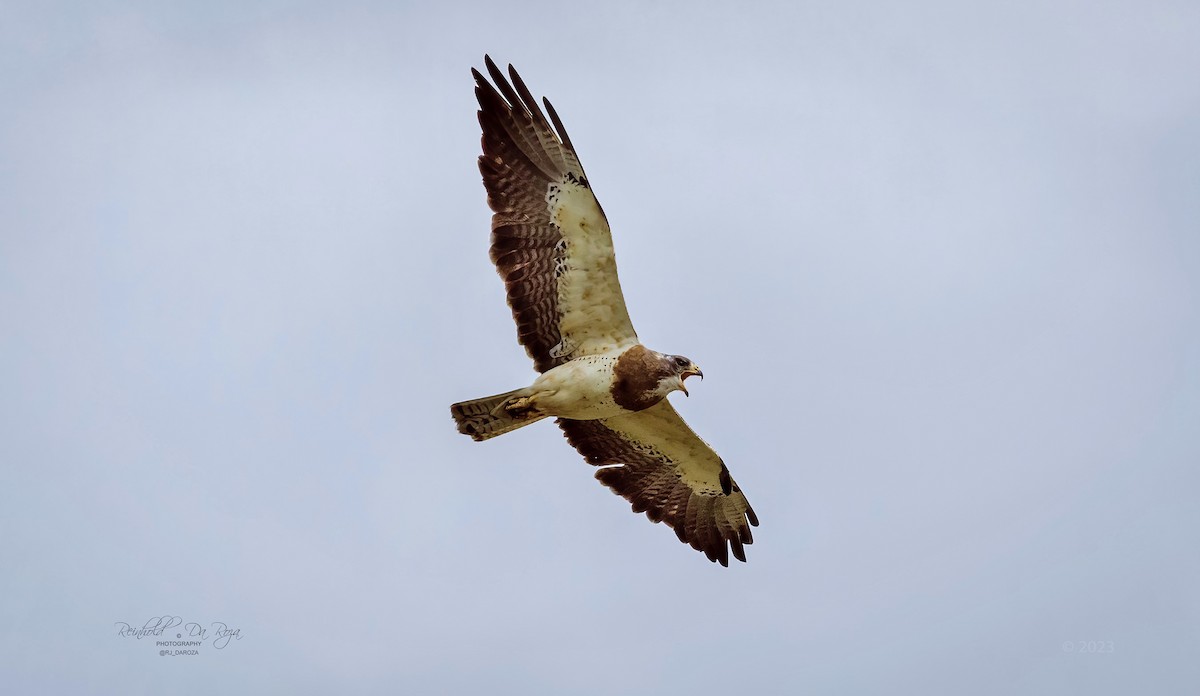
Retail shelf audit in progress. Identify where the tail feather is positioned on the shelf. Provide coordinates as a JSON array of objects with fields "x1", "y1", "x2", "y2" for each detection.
[{"x1": 451, "y1": 389, "x2": 546, "y2": 441}]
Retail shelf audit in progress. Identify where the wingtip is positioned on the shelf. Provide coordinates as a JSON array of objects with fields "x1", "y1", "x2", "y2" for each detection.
[
  {"x1": 484, "y1": 54, "x2": 508, "y2": 94},
  {"x1": 730, "y1": 538, "x2": 747, "y2": 563}
]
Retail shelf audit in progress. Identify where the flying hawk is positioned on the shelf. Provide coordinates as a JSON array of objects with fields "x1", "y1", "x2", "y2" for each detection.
[{"x1": 450, "y1": 56, "x2": 758, "y2": 566}]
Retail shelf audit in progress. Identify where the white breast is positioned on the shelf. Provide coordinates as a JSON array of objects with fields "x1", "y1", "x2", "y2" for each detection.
[{"x1": 529, "y1": 351, "x2": 627, "y2": 420}]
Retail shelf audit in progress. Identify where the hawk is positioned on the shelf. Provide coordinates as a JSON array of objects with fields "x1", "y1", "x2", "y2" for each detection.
[{"x1": 450, "y1": 56, "x2": 758, "y2": 566}]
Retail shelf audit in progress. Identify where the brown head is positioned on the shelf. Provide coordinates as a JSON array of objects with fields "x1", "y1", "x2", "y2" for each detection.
[{"x1": 612, "y1": 345, "x2": 704, "y2": 411}]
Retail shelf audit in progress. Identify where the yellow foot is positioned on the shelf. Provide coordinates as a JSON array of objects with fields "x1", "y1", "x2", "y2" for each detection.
[{"x1": 494, "y1": 395, "x2": 540, "y2": 420}]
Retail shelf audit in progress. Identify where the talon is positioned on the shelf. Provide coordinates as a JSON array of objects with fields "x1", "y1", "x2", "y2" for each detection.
[{"x1": 498, "y1": 396, "x2": 539, "y2": 420}]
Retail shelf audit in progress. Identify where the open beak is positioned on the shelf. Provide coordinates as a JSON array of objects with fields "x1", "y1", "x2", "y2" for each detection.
[{"x1": 679, "y1": 365, "x2": 703, "y2": 396}]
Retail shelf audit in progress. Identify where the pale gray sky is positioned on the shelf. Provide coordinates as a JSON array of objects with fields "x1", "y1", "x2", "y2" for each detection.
[{"x1": 2, "y1": 1, "x2": 1198, "y2": 693}]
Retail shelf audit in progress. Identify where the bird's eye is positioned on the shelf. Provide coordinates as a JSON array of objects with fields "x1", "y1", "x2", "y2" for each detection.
[{"x1": 674, "y1": 356, "x2": 688, "y2": 367}]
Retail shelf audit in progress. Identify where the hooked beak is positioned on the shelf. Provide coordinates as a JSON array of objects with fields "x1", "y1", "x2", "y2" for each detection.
[{"x1": 679, "y1": 365, "x2": 703, "y2": 396}]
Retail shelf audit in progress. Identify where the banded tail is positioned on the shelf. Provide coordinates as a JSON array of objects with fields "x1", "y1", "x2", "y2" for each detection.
[{"x1": 451, "y1": 388, "x2": 547, "y2": 441}]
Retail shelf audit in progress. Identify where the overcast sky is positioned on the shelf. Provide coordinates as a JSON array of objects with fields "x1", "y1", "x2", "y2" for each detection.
[{"x1": 2, "y1": 1, "x2": 1198, "y2": 693}]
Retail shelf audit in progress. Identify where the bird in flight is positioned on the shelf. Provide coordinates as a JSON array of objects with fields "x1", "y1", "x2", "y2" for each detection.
[{"x1": 451, "y1": 56, "x2": 758, "y2": 566}]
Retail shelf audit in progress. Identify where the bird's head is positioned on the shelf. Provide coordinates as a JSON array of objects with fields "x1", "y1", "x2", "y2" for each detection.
[{"x1": 664, "y1": 354, "x2": 703, "y2": 397}]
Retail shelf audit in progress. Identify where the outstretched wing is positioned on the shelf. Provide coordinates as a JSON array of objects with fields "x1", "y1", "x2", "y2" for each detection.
[
  {"x1": 473, "y1": 56, "x2": 639, "y2": 373},
  {"x1": 557, "y1": 401, "x2": 759, "y2": 566}
]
